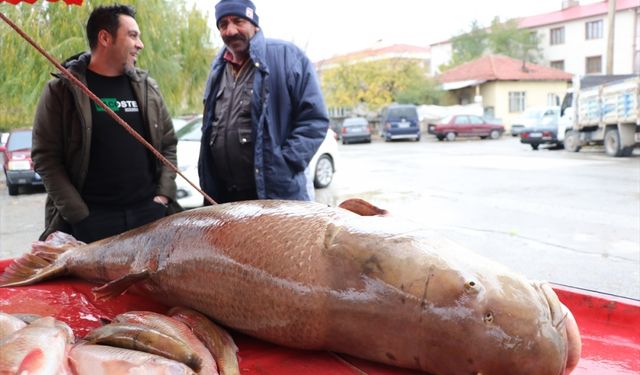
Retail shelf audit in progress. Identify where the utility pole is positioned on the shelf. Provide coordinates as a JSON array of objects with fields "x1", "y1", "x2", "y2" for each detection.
[{"x1": 606, "y1": 0, "x2": 616, "y2": 74}]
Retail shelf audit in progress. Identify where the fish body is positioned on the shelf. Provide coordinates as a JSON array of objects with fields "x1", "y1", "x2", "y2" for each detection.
[
  {"x1": 112, "y1": 311, "x2": 218, "y2": 374},
  {"x1": 0, "y1": 312, "x2": 27, "y2": 340},
  {"x1": 0, "y1": 317, "x2": 72, "y2": 374},
  {"x1": 83, "y1": 323, "x2": 203, "y2": 371},
  {"x1": 168, "y1": 307, "x2": 239, "y2": 375},
  {"x1": 68, "y1": 344, "x2": 196, "y2": 375},
  {"x1": 0, "y1": 200, "x2": 580, "y2": 375}
]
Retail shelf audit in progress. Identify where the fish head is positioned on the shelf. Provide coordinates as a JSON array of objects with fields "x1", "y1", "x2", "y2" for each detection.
[
  {"x1": 452, "y1": 274, "x2": 581, "y2": 375},
  {"x1": 329, "y1": 221, "x2": 580, "y2": 374}
]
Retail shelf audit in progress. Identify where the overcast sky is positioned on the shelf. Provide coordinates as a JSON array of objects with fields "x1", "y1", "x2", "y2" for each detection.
[{"x1": 193, "y1": 0, "x2": 602, "y2": 62}]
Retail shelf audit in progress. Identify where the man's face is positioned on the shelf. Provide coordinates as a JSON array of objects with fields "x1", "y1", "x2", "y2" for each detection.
[
  {"x1": 218, "y1": 15, "x2": 257, "y2": 56},
  {"x1": 107, "y1": 15, "x2": 144, "y2": 73}
]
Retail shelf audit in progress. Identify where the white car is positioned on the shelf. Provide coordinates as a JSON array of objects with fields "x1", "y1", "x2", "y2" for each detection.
[
  {"x1": 173, "y1": 117, "x2": 338, "y2": 208},
  {"x1": 510, "y1": 106, "x2": 560, "y2": 137}
]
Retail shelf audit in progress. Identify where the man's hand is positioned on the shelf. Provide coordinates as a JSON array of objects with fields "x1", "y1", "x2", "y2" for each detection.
[{"x1": 153, "y1": 195, "x2": 169, "y2": 206}]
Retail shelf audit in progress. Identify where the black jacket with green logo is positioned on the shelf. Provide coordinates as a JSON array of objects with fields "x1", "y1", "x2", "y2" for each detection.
[{"x1": 32, "y1": 52, "x2": 178, "y2": 240}]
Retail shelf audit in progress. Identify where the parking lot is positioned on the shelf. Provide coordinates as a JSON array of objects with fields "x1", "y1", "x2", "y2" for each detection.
[{"x1": 1, "y1": 135, "x2": 639, "y2": 299}]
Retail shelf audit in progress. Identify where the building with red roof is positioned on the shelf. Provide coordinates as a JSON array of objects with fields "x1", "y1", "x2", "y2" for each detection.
[
  {"x1": 438, "y1": 54, "x2": 572, "y2": 131},
  {"x1": 430, "y1": 0, "x2": 640, "y2": 76}
]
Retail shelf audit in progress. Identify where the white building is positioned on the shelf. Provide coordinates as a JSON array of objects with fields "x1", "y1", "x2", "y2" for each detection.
[{"x1": 430, "y1": 0, "x2": 640, "y2": 76}]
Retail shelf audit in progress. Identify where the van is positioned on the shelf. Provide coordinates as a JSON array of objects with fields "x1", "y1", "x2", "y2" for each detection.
[{"x1": 380, "y1": 104, "x2": 420, "y2": 142}]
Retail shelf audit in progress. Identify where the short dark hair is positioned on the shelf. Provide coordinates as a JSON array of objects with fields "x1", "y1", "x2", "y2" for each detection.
[{"x1": 86, "y1": 4, "x2": 136, "y2": 50}]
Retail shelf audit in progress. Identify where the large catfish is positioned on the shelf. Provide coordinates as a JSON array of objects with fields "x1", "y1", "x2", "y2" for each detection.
[{"x1": 0, "y1": 200, "x2": 581, "y2": 375}]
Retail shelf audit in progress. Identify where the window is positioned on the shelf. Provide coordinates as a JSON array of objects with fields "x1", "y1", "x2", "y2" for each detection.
[
  {"x1": 550, "y1": 27, "x2": 565, "y2": 45},
  {"x1": 547, "y1": 93, "x2": 560, "y2": 106},
  {"x1": 550, "y1": 60, "x2": 565, "y2": 70},
  {"x1": 585, "y1": 20, "x2": 603, "y2": 40},
  {"x1": 469, "y1": 115, "x2": 484, "y2": 124},
  {"x1": 454, "y1": 116, "x2": 470, "y2": 125},
  {"x1": 586, "y1": 56, "x2": 602, "y2": 74},
  {"x1": 509, "y1": 92, "x2": 526, "y2": 113}
]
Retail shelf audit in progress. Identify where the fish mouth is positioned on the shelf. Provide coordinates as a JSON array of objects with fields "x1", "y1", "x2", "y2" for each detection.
[
  {"x1": 535, "y1": 282, "x2": 566, "y2": 329},
  {"x1": 533, "y1": 282, "x2": 574, "y2": 375}
]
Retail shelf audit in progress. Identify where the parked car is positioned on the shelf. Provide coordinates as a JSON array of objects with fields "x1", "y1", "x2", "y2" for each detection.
[
  {"x1": 0, "y1": 132, "x2": 9, "y2": 152},
  {"x1": 329, "y1": 120, "x2": 341, "y2": 140},
  {"x1": 341, "y1": 117, "x2": 371, "y2": 144},
  {"x1": 172, "y1": 114, "x2": 201, "y2": 134},
  {"x1": 510, "y1": 106, "x2": 560, "y2": 137},
  {"x1": 427, "y1": 114, "x2": 504, "y2": 141},
  {"x1": 174, "y1": 118, "x2": 338, "y2": 208},
  {"x1": 380, "y1": 104, "x2": 420, "y2": 142},
  {"x1": 309, "y1": 129, "x2": 339, "y2": 188},
  {"x1": 2, "y1": 128, "x2": 42, "y2": 196},
  {"x1": 519, "y1": 114, "x2": 563, "y2": 150}
]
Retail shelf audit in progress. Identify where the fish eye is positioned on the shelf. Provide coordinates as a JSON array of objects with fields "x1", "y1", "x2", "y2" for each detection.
[{"x1": 464, "y1": 280, "x2": 479, "y2": 294}]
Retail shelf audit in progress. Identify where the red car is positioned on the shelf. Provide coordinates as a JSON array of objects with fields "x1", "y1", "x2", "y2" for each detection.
[
  {"x1": 2, "y1": 128, "x2": 42, "y2": 196},
  {"x1": 428, "y1": 114, "x2": 504, "y2": 141}
]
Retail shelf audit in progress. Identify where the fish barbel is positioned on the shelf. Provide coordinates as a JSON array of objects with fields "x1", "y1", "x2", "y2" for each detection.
[{"x1": 0, "y1": 200, "x2": 581, "y2": 375}]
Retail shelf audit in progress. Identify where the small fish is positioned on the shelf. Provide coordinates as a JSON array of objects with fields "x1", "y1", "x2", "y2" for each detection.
[
  {"x1": 83, "y1": 322, "x2": 202, "y2": 371},
  {"x1": 0, "y1": 312, "x2": 27, "y2": 340},
  {"x1": 0, "y1": 317, "x2": 73, "y2": 374},
  {"x1": 11, "y1": 313, "x2": 44, "y2": 324},
  {"x1": 169, "y1": 307, "x2": 240, "y2": 375},
  {"x1": 68, "y1": 344, "x2": 197, "y2": 375},
  {"x1": 112, "y1": 311, "x2": 218, "y2": 374}
]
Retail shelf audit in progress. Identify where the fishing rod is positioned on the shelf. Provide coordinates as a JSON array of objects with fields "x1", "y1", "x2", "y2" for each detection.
[{"x1": 0, "y1": 11, "x2": 217, "y2": 206}]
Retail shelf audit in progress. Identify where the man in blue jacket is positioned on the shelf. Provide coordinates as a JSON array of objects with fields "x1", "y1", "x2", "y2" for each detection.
[{"x1": 199, "y1": 0, "x2": 329, "y2": 203}]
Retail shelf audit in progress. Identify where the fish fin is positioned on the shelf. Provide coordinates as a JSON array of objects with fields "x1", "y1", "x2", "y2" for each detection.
[
  {"x1": 338, "y1": 198, "x2": 389, "y2": 216},
  {"x1": 0, "y1": 231, "x2": 80, "y2": 287},
  {"x1": 92, "y1": 270, "x2": 150, "y2": 300}
]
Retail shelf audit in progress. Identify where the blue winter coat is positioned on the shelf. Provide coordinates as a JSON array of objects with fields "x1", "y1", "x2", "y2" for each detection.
[{"x1": 199, "y1": 31, "x2": 329, "y2": 202}]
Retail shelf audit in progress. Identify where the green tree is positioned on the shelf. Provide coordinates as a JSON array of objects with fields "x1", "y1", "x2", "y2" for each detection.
[
  {"x1": 441, "y1": 17, "x2": 541, "y2": 71},
  {"x1": 321, "y1": 59, "x2": 440, "y2": 113},
  {"x1": 444, "y1": 20, "x2": 488, "y2": 69},
  {"x1": 487, "y1": 17, "x2": 541, "y2": 63},
  {"x1": 395, "y1": 77, "x2": 443, "y2": 105},
  {"x1": 0, "y1": 0, "x2": 215, "y2": 131}
]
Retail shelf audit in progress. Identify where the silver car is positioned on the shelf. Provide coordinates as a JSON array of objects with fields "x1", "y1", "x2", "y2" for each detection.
[{"x1": 340, "y1": 117, "x2": 371, "y2": 144}]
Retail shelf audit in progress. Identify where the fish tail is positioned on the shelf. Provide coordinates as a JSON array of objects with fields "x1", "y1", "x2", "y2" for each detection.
[{"x1": 0, "y1": 231, "x2": 80, "y2": 287}]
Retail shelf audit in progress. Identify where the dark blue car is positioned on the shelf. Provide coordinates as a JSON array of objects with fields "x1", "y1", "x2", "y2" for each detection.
[{"x1": 380, "y1": 104, "x2": 421, "y2": 142}]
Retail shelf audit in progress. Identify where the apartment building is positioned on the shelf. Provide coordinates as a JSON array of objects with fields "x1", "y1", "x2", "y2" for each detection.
[{"x1": 431, "y1": 0, "x2": 640, "y2": 76}]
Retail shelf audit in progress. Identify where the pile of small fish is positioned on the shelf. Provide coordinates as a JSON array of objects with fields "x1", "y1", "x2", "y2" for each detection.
[{"x1": 0, "y1": 309, "x2": 239, "y2": 375}]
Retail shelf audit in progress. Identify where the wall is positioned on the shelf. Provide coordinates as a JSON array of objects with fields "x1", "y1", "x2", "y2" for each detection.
[
  {"x1": 484, "y1": 81, "x2": 570, "y2": 130},
  {"x1": 429, "y1": 43, "x2": 453, "y2": 76}
]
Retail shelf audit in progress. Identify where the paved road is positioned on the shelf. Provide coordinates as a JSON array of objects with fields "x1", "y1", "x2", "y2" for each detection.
[
  {"x1": 315, "y1": 136, "x2": 640, "y2": 299},
  {"x1": 1, "y1": 136, "x2": 639, "y2": 298}
]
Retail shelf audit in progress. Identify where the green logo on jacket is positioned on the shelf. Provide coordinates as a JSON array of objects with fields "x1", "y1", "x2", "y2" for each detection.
[{"x1": 95, "y1": 98, "x2": 119, "y2": 112}]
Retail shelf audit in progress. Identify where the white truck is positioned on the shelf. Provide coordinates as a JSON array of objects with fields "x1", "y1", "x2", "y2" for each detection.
[{"x1": 559, "y1": 75, "x2": 640, "y2": 157}]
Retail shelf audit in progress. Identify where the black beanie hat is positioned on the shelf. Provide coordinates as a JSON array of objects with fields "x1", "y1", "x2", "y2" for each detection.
[{"x1": 215, "y1": 0, "x2": 259, "y2": 28}]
